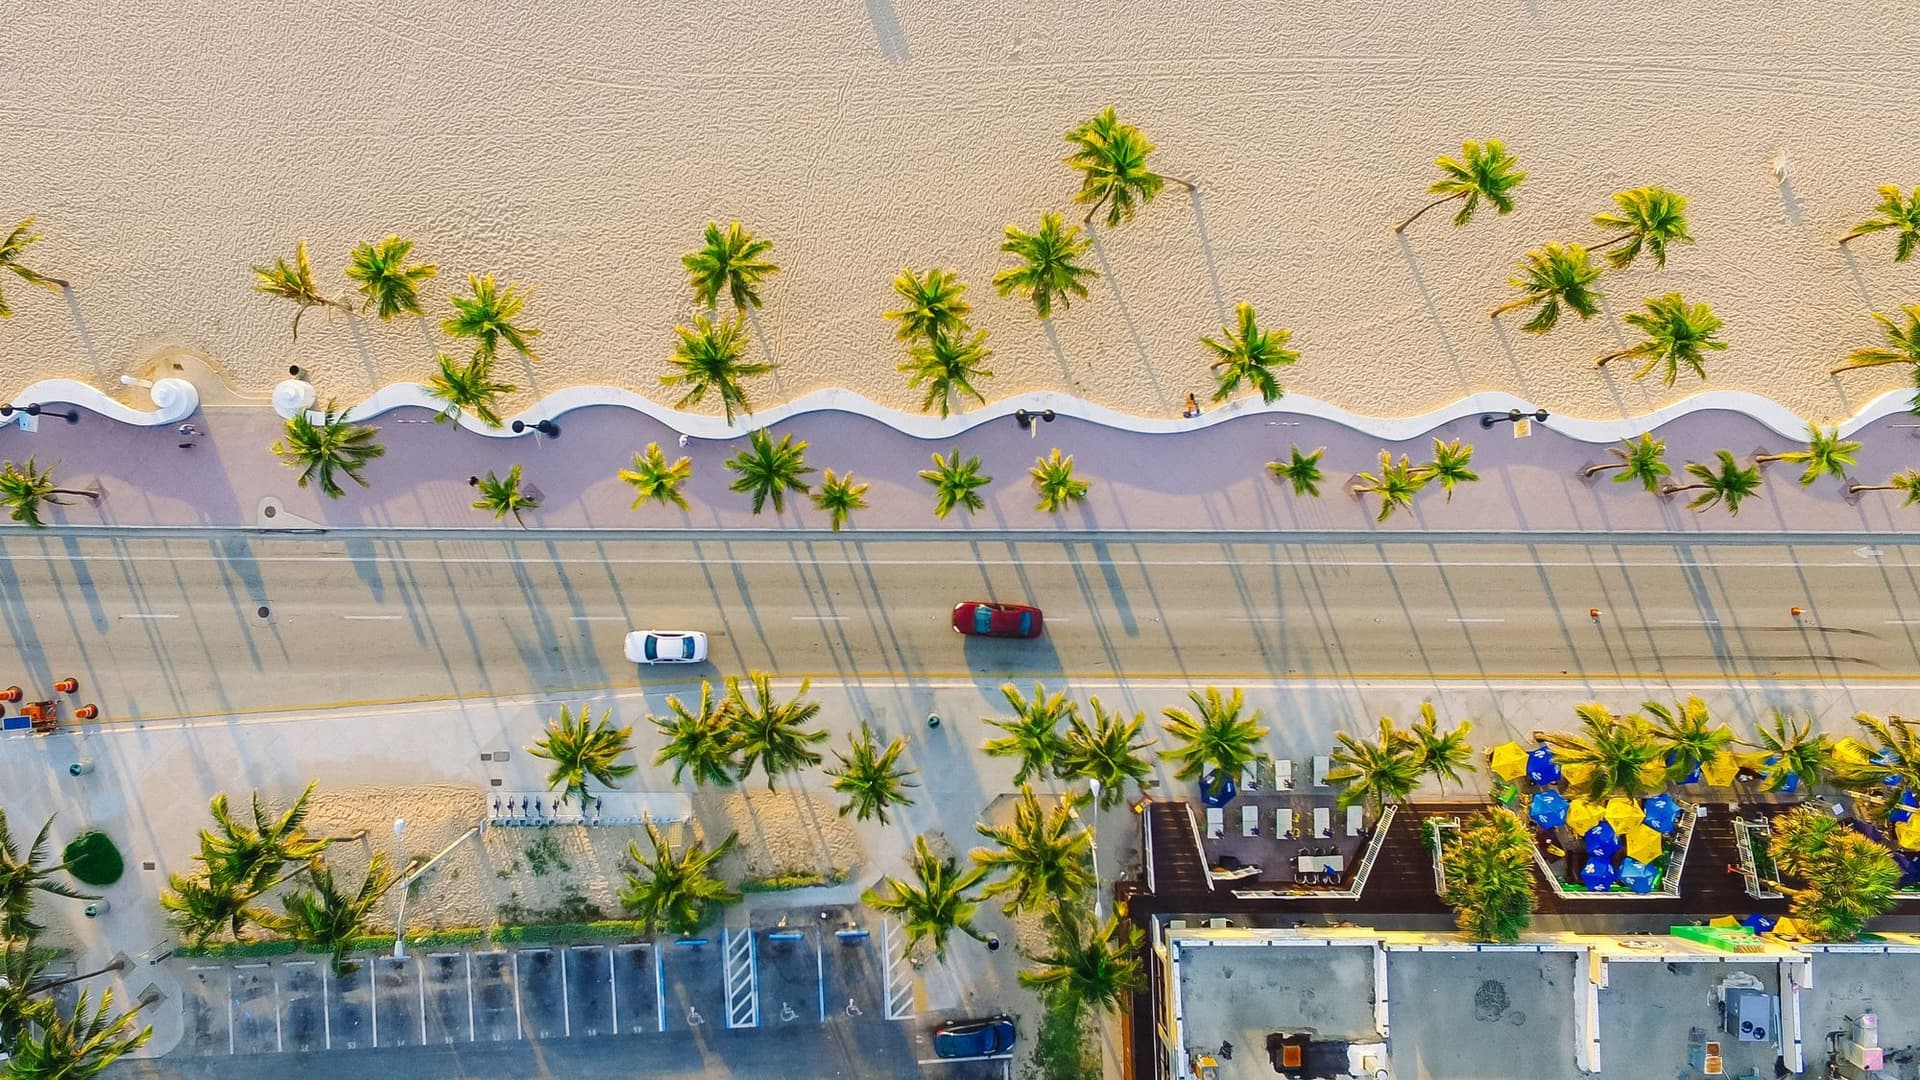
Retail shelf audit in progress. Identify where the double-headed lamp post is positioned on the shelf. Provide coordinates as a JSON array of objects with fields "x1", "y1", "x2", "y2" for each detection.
[
  {"x1": 1085, "y1": 780, "x2": 1104, "y2": 921},
  {"x1": 391, "y1": 818, "x2": 408, "y2": 959}
]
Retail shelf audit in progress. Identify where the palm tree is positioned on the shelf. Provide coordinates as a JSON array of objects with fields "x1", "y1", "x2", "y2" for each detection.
[
  {"x1": 261, "y1": 853, "x2": 397, "y2": 973},
  {"x1": 1, "y1": 934, "x2": 58, "y2": 1054},
  {"x1": 1267, "y1": 445, "x2": 1326, "y2": 497},
  {"x1": 1030, "y1": 449, "x2": 1089, "y2": 513},
  {"x1": 1057, "y1": 698, "x2": 1154, "y2": 810},
  {"x1": 1745, "y1": 711, "x2": 1835, "y2": 793},
  {"x1": 1847, "y1": 712, "x2": 1920, "y2": 795},
  {"x1": 1202, "y1": 303, "x2": 1298, "y2": 405},
  {"x1": 899, "y1": 328, "x2": 993, "y2": 417},
  {"x1": 1661, "y1": 449, "x2": 1763, "y2": 515},
  {"x1": 884, "y1": 268, "x2": 971, "y2": 344},
  {"x1": 196, "y1": 783, "x2": 330, "y2": 894},
  {"x1": 619, "y1": 822, "x2": 740, "y2": 936},
  {"x1": 972, "y1": 787, "x2": 1093, "y2": 915},
  {"x1": 1644, "y1": 694, "x2": 1733, "y2": 785},
  {"x1": 1839, "y1": 185, "x2": 1920, "y2": 262},
  {"x1": 1594, "y1": 293, "x2": 1726, "y2": 385},
  {"x1": 1018, "y1": 907, "x2": 1144, "y2": 1015},
  {"x1": 1160, "y1": 686, "x2": 1269, "y2": 782},
  {"x1": 1394, "y1": 139, "x2": 1525, "y2": 233},
  {"x1": 1440, "y1": 809, "x2": 1536, "y2": 943},
  {"x1": 0, "y1": 217, "x2": 68, "y2": 317},
  {"x1": 1753, "y1": 423, "x2": 1861, "y2": 486},
  {"x1": 682, "y1": 220, "x2": 779, "y2": 310},
  {"x1": 1489, "y1": 243, "x2": 1602, "y2": 334},
  {"x1": 0, "y1": 810, "x2": 92, "y2": 938},
  {"x1": 1581, "y1": 433, "x2": 1671, "y2": 492},
  {"x1": 1407, "y1": 702, "x2": 1475, "y2": 792},
  {"x1": 811, "y1": 468, "x2": 869, "y2": 532},
  {"x1": 994, "y1": 213, "x2": 1098, "y2": 318},
  {"x1": 1832, "y1": 305, "x2": 1920, "y2": 375},
  {"x1": 527, "y1": 703, "x2": 636, "y2": 810},
  {"x1": 425, "y1": 351, "x2": 515, "y2": 428},
  {"x1": 442, "y1": 273, "x2": 540, "y2": 362},
  {"x1": 726, "y1": 429, "x2": 813, "y2": 514},
  {"x1": 1591, "y1": 186, "x2": 1693, "y2": 269},
  {"x1": 650, "y1": 681, "x2": 740, "y2": 787},
  {"x1": 470, "y1": 465, "x2": 538, "y2": 526},
  {"x1": 3, "y1": 987, "x2": 151, "y2": 1078},
  {"x1": 982, "y1": 682, "x2": 1075, "y2": 786},
  {"x1": 1542, "y1": 704, "x2": 1663, "y2": 800},
  {"x1": 619, "y1": 442, "x2": 694, "y2": 511},
  {"x1": 251, "y1": 238, "x2": 350, "y2": 340},
  {"x1": 662, "y1": 311, "x2": 772, "y2": 424},
  {"x1": 159, "y1": 872, "x2": 261, "y2": 947},
  {"x1": 1848, "y1": 468, "x2": 1920, "y2": 505},
  {"x1": 344, "y1": 235, "x2": 438, "y2": 320},
  {"x1": 919, "y1": 449, "x2": 992, "y2": 519},
  {"x1": 1063, "y1": 106, "x2": 1193, "y2": 228},
  {"x1": 1326, "y1": 717, "x2": 1422, "y2": 813},
  {"x1": 1419, "y1": 438, "x2": 1477, "y2": 499},
  {"x1": 1766, "y1": 810, "x2": 1898, "y2": 942},
  {"x1": 727, "y1": 672, "x2": 828, "y2": 789},
  {"x1": 270, "y1": 403, "x2": 385, "y2": 499},
  {"x1": 0, "y1": 459, "x2": 99, "y2": 528},
  {"x1": 1349, "y1": 451, "x2": 1428, "y2": 523},
  {"x1": 861, "y1": 834, "x2": 987, "y2": 961},
  {"x1": 826, "y1": 725, "x2": 919, "y2": 825}
]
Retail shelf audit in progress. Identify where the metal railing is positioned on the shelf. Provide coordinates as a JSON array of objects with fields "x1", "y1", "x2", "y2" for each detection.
[
  {"x1": 1180, "y1": 803, "x2": 1216, "y2": 891},
  {"x1": 1730, "y1": 818, "x2": 1784, "y2": 899}
]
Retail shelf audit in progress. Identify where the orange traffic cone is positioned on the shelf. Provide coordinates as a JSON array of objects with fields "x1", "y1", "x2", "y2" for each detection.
[
  {"x1": 74, "y1": 704, "x2": 99, "y2": 720},
  {"x1": 54, "y1": 677, "x2": 79, "y2": 694},
  {"x1": 1789, "y1": 607, "x2": 1805, "y2": 618},
  {"x1": 0, "y1": 686, "x2": 19, "y2": 702}
]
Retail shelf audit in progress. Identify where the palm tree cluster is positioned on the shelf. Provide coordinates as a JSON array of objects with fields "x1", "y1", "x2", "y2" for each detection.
[
  {"x1": 0, "y1": 458, "x2": 100, "y2": 528},
  {"x1": 1325, "y1": 703, "x2": 1475, "y2": 813},
  {"x1": 1765, "y1": 807, "x2": 1898, "y2": 942},
  {"x1": 1338, "y1": 438, "x2": 1481, "y2": 521},
  {"x1": 1530, "y1": 698, "x2": 1850, "y2": 798},
  {"x1": 1438, "y1": 808, "x2": 1536, "y2": 943},
  {"x1": 647, "y1": 674, "x2": 839, "y2": 794},
  {"x1": 1582, "y1": 431, "x2": 1870, "y2": 515},
  {"x1": 979, "y1": 682, "x2": 1157, "y2": 807},
  {"x1": 888, "y1": 268, "x2": 994, "y2": 419},
  {"x1": 619, "y1": 822, "x2": 740, "y2": 936}
]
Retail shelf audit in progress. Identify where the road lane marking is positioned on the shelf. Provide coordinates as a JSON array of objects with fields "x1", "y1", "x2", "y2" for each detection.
[
  {"x1": 1885, "y1": 619, "x2": 1920, "y2": 625},
  {"x1": 119, "y1": 612, "x2": 178, "y2": 620},
  {"x1": 790, "y1": 615, "x2": 848, "y2": 621},
  {"x1": 1228, "y1": 616, "x2": 1285, "y2": 622},
  {"x1": 1446, "y1": 617, "x2": 1505, "y2": 624},
  {"x1": 1661, "y1": 618, "x2": 1722, "y2": 626},
  {"x1": 342, "y1": 615, "x2": 403, "y2": 621},
  {"x1": 569, "y1": 616, "x2": 626, "y2": 622}
]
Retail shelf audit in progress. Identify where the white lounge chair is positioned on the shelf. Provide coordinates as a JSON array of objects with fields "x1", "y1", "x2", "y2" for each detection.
[
  {"x1": 1313, "y1": 756, "x2": 1332, "y2": 788},
  {"x1": 1275, "y1": 759, "x2": 1296, "y2": 791},
  {"x1": 1347, "y1": 804, "x2": 1364, "y2": 836},
  {"x1": 1314, "y1": 806, "x2": 1332, "y2": 838},
  {"x1": 1243, "y1": 758, "x2": 1261, "y2": 791},
  {"x1": 1275, "y1": 808, "x2": 1294, "y2": 838},
  {"x1": 1206, "y1": 806, "x2": 1225, "y2": 839},
  {"x1": 1242, "y1": 804, "x2": 1259, "y2": 836}
]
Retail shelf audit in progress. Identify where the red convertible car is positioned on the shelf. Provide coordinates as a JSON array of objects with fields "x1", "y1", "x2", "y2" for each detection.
[{"x1": 951, "y1": 601, "x2": 1044, "y2": 639}]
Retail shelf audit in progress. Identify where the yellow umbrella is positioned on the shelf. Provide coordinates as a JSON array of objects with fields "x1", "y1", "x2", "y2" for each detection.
[
  {"x1": 1635, "y1": 760, "x2": 1668, "y2": 791},
  {"x1": 1700, "y1": 751, "x2": 1739, "y2": 788},
  {"x1": 1626, "y1": 823, "x2": 1664, "y2": 862},
  {"x1": 1771, "y1": 917, "x2": 1803, "y2": 938},
  {"x1": 1896, "y1": 817, "x2": 1920, "y2": 852},
  {"x1": 1567, "y1": 798, "x2": 1605, "y2": 835},
  {"x1": 1835, "y1": 737, "x2": 1871, "y2": 767},
  {"x1": 1604, "y1": 796, "x2": 1640, "y2": 834},
  {"x1": 1709, "y1": 915, "x2": 1740, "y2": 928},
  {"x1": 1561, "y1": 761, "x2": 1595, "y2": 791},
  {"x1": 1489, "y1": 742, "x2": 1527, "y2": 782}
]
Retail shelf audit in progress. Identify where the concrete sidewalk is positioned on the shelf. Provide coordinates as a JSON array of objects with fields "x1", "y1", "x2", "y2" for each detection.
[{"x1": 3, "y1": 390, "x2": 1917, "y2": 535}]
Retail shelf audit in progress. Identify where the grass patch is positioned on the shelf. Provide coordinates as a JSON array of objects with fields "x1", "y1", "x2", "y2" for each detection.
[
  {"x1": 62, "y1": 831, "x2": 124, "y2": 887},
  {"x1": 175, "y1": 938, "x2": 301, "y2": 960},
  {"x1": 1023, "y1": 998, "x2": 1099, "y2": 1080},
  {"x1": 524, "y1": 834, "x2": 570, "y2": 877},
  {"x1": 740, "y1": 869, "x2": 847, "y2": 893}
]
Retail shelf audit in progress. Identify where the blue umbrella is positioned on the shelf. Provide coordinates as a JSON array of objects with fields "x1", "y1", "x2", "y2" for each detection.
[
  {"x1": 1664, "y1": 751, "x2": 1703, "y2": 786},
  {"x1": 1850, "y1": 819, "x2": 1887, "y2": 845},
  {"x1": 1579, "y1": 858, "x2": 1617, "y2": 890},
  {"x1": 1526, "y1": 745, "x2": 1561, "y2": 785},
  {"x1": 1529, "y1": 790, "x2": 1570, "y2": 829},
  {"x1": 1642, "y1": 793, "x2": 1681, "y2": 834},
  {"x1": 1892, "y1": 790, "x2": 1920, "y2": 825},
  {"x1": 1895, "y1": 852, "x2": 1920, "y2": 889},
  {"x1": 1763, "y1": 755, "x2": 1801, "y2": 793},
  {"x1": 1583, "y1": 821, "x2": 1620, "y2": 860},
  {"x1": 1876, "y1": 750, "x2": 1901, "y2": 786},
  {"x1": 1200, "y1": 771, "x2": 1237, "y2": 807},
  {"x1": 1740, "y1": 913, "x2": 1776, "y2": 933},
  {"x1": 1618, "y1": 857, "x2": 1657, "y2": 894}
]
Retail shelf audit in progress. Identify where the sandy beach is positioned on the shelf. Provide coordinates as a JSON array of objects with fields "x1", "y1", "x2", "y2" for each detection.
[{"x1": 6, "y1": 2, "x2": 1920, "y2": 426}]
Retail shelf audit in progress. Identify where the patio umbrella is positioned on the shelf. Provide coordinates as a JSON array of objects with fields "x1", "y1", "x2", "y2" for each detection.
[
  {"x1": 1200, "y1": 770, "x2": 1237, "y2": 807},
  {"x1": 1603, "y1": 796, "x2": 1640, "y2": 834},
  {"x1": 1700, "y1": 751, "x2": 1739, "y2": 788},
  {"x1": 1567, "y1": 798, "x2": 1605, "y2": 835},
  {"x1": 1851, "y1": 819, "x2": 1887, "y2": 845},
  {"x1": 1526, "y1": 745, "x2": 1562, "y2": 785},
  {"x1": 1739, "y1": 913, "x2": 1776, "y2": 933},
  {"x1": 1561, "y1": 761, "x2": 1595, "y2": 791},
  {"x1": 1583, "y1": 821, "x2": 1620, "y2": 860},
  {"x1": 1617, "y1": 857, "x2": 1657, "y2": 894},
  {"x1": 1489, "y1": 742, "x2": 1527, "y2": 782},
  {"x1": 1642, "y1": 793, "x2": 1681, "y2": 834},
  {"x1": 1771, "y1": 918, "x2": 1804, "y2": 938},
  {"x1": 1625, "y1": 823, "x2": 1664, "y2": 863},
  {"x1": 1709, "y1": 915, "x2": 1740, "y2": 928},
  {"x1": 1890, "y1": 790, "x2": 1920, "y2": 825},
  {"x1": 1762, "y1": 754, "x2": 1802, "y2": 794},
  {"x1": 1529, "y1": 790, "x2": 1570, "y2": 829},
  {"x1": 1835, "y1": 737, "x2": 1871, "y2": 768},
  {"x1": 1895, "y1": 851, "x2": 1920, "y2": 889},
  {"x1": 1895, "y1": 816, "x2": 1920, "y2": 852},
  {"x1": 1579, "y1": 857, "x2": 1617, "y2": 890}
]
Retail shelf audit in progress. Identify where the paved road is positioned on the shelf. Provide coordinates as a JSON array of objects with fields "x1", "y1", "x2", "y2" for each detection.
[{"x1": 4, "y1": 533, "x2": 1919, "y2": 721}]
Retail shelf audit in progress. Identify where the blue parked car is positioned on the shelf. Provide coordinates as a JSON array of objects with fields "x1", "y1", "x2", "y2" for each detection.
[{"x1": 933, "y1": 1015, "x2": 1017, "y2": 1058}]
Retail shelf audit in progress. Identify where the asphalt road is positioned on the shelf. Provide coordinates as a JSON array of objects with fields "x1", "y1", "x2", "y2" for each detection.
[{"x1": 2, "y1": 532, "x2": 1918, "y2": 721}]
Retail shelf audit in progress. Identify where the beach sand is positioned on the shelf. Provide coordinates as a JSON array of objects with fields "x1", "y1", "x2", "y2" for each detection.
[{"x1": 5, "y1": 2, "x2": 1919, "y2": 426}]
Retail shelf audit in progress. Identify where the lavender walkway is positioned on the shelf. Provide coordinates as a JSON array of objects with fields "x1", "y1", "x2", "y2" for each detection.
[{"x1": 4, "y1": 400, "x2": 1918, "y2": 533}]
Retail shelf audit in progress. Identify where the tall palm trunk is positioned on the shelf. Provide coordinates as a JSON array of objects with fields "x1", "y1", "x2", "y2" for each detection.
[
  {"x1": 1394, "y1": 193, "x2": 1462, "y2": 234},
  {"x1": 1581, "y1": 461, "x2": 1627, "y2": 479},
  {"x1": 50, "y1": 488, "x2": 98, "y2": 501},
  {"x1": 1489, "y1": 296, "x2": 1535, "y2": 319},
  {"x1": 1080, "y1": 193, "x2": 1111, "y2": 226},
  {"x1": 1660, "y1": 482, "x2": 1708, "y2": 496},
  {"x1": 1589, "y1": 232, "x2": 1634, "y2": 251},
  {"x1": 27, "y1": 956, "x2": 128, "y2": 995},
  {"x1": 1751, "y1": 452, "x2": 1791, "y2": 464},
  {"x1": 1593, "y1": 349, "x2": 1637, "y2": 368},
  {"x1": 1848, "y1": 483, "x2": 1899, "y2": 495},
  {"x1": 1159, "y1": 172, "x2": 1198, "y2": 192}
]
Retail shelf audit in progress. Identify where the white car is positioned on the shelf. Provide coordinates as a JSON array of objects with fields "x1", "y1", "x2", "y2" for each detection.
[{"x1": 624, "y1": 630, "x2": 709, "y2": 664}]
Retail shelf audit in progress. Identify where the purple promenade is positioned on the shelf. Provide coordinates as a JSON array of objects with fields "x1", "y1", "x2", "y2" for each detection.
[{"x1": 4, "y1": 401, "x2": 1917, "y2": 533}]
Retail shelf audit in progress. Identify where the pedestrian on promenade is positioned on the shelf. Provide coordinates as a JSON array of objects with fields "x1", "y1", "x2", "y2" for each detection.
[
  {"x1": 177, "y1": 422, "x2": 200, "y2": 448},
  {"x1": 1183, "y1": 392, "x2": 1201, "y2": 418}
]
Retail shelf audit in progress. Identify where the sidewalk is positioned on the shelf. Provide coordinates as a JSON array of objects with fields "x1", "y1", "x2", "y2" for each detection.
[{"x1": 3, "y1": 390, "x2": 1918, "y2": 535}]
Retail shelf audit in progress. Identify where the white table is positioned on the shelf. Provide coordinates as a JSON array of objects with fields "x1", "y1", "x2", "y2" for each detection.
[{"x1": 1296, "y1": 853, "x2": 1345, "y2": 874}]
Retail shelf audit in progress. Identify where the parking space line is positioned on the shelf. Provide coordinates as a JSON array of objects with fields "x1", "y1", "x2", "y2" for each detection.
[
  {"x1": 815, "y1": 928, "x2": 826, "y2": 1023},
  {"x1": 224, "y1": 967, "x2": 236, "y2": 1055},
  {"x1": 370, "y1": 961, "x2": 378, "y2": 1047},
  {"x1": 655, "y1": 943, "x2": 666, "y2": 1033},
  {"x1": 606, "y1": 946, "x2": 619, "y2": 1035},
  {"x1": 724, "y1": 926, "x2": 758, "y2": 1028},
  {"x1": 557, "y1": 949, "x2": 572, "y2": 1037},
  {"x1": 272, "y1": 963, "x2": 296, "y2": 1052},
  {"x1": 417, "y1": 957, "x2": 428, "y2": 1044},
  {"x1": 882, "y1": 918, "x2": 915, "y2": 1021},
  {"x1": 511, "y1": 951, "x2": 524, "y2": 1041},
  {"x1": 321, "y1": 963, "x2": 333, "y2": 1049},
  {"x1": 465, "y1": 952, "x2": 476, "y2": 1043}
]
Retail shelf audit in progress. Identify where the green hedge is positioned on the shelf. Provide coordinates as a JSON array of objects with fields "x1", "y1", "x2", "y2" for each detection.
[
  {"x1": 740, "y1": 869, "x2": 847, "y2": 893},
  {"x1": 182, "y1": 920, "x2": 656, "y2": 959},
  {"x1": 174, "y1": 939, "x2": 301, "y2": 960},
  {"x1": 62, "y1": 831, "x2": 124, "y2": 887}
]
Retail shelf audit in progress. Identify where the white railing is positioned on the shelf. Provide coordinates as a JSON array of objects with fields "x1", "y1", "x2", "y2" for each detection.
[
  {"x1": 1730, "y1": 818, "x2": 1784, "y2": 900},
  {"x1": 1179, "y1": 803, "x2": 1215, "y2": 892},
  {"x1": 1428, "y1": 818, "x2": 1461, "y2": 896},
  {"x1": 1228, "y1": 804, "x2": 1397, "y2": 902},
  {"x1": 1529, "y1": 797, "x2": 1700, "y2": 901},
  {"x1": 1658, "y1": 802, "x2": 1700, "y2": 897}
]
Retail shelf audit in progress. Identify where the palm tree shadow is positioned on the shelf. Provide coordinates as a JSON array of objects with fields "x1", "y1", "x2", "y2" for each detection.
[
  {"x1": 1393, "y1": 235, "x2": 1469, "y2": 391},
  {"x1": 1041, "y1": 319, "x2": 1079, "y2": 388},
  {"x1": 1589, "y1": 294, "x2": 1639, "y2": 419},
  {"x1": 1777, "y1": 174, "x2": 1806, "y2": 227},
  {"x1": 745, "y1": 308, "x2": 786, "y2": 402},
  {"x1": 1838, "y1": 245, "x2": 1877, "y2": 310},
  {"x1": 1188, "y1": 189, "x2": 1230, "y2": 326},
  {"x1": 1086, "y1": 226, "x2": 1173, "y2": 410},
  {"x1": 1487, "y1": 317, "x2": 1540, "y2": 403},
  {"x1": 61, "y1": 289, "x2": 107, "y2": 380}
]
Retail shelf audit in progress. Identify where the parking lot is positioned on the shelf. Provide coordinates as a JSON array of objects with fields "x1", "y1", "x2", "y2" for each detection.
[{"x1": 169, "y1": 907, "x2": 976, "y2": 1072}]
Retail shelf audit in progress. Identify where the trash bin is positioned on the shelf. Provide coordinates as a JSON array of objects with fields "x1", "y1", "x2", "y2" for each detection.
[
  {"x1": 84, "y1": 900, "x2": 111, "y2": 918},
  {"x1": 69, "y1": 761, "x2": 93, "y2": 776}
]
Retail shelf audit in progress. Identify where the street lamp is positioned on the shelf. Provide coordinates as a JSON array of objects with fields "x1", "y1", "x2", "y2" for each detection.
[
  {"x1": 511, "y1": 419, "x2": 560, "y2": 437},
  {"x1": 1480, "y1": 407, "x2": 1548, "y2": 430},
  {"x1": 1013, "y1": 408, "x2": 1057, "y2": 430},
  {"x1": 1, "y1": 403, "x2": 80, "y2": 424},
  {"x1": 390, "y1": 818, "x2": 408, "y2": 959},
  {"x1": 1069, "y1": 780, "x2": 1104, "y2": 921}
]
